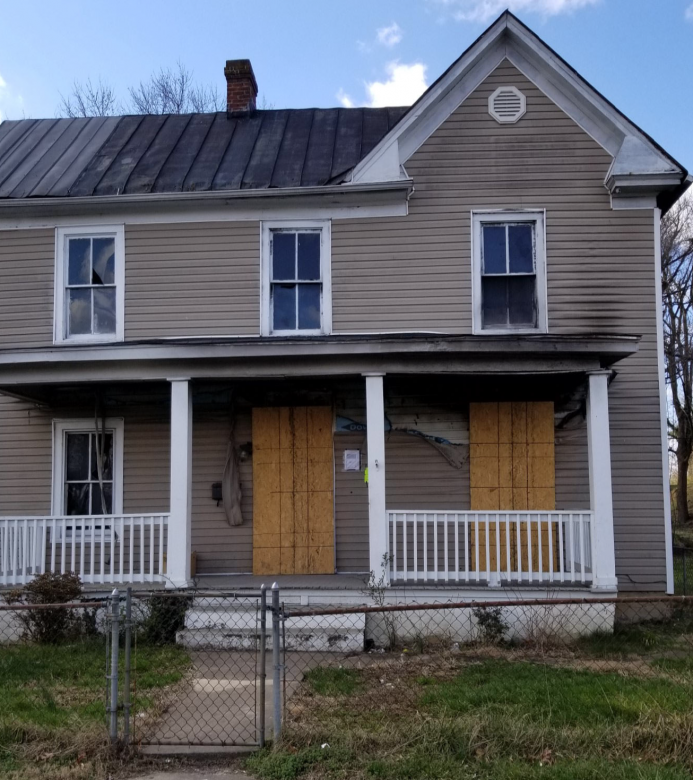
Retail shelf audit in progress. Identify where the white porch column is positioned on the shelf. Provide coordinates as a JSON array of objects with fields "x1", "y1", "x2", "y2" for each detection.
[
  {"x1": 365, "y1": 373, "x2": 388, "y2": 584},
  {"x1": 586, "y1": 370, "x2": 618, "y2": 591},
  {"x1": 167, "y1": 378, "x2": 193, "y2": 588}
]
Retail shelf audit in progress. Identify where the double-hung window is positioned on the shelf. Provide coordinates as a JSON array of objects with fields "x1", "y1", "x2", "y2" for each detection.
[
  {"x1": 472, "y1": 211, "x2": 547, "y2": 333},
  {"x1": 52, "y1": 419, "x2": 124, "y2": 540},
  {"x1": 261, "y1": 221, "x2": 331, "y2": 335},
  {"x1": 55, "y1": 225, "x2": 125, "y2": 343}
]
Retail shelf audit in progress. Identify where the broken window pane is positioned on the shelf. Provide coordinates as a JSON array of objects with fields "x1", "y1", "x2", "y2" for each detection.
[
  {"x1": 68, "y1": 238, "x2": 91, "y2": 285},
  {"x1": 508, "y1": 225, "x2": 534, "y2": 273},
  {"x1": 68, "y1": 288, "x2": 92, "y2": 335},
  {"x1": 272, "y1": 233, "x2": 296, "y2": 281},
  {"x1": 297, "y1": 233, "x2": 320, "y2": 280},
  {"x1": 482, "y1": 225, "x2": 506, "y2": 274},
  {"x1": 66, "y1": 433, "x2": 90, "y2": 481},
  {"x1": 92, "y1": 238, "x2": 115, "y2": 285},
  {"x1": 508, "y1": 276, "x2": 536, "y2": 326},
  {"x1": 298, "y1": 284, "x2": 321, "y2": 329},
  {"x1": 273, "y1": 284, "x2": 296, "y2": 330},
  {"x1": 93, "y1": 288, "x2": 116, "y2": 334}
]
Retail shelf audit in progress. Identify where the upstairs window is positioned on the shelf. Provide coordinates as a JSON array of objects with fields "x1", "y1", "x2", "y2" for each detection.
[
  {"x1": 261, "y1": 221, "x2": 332, "y2": 336},
  {"x1": 55, "y1": 226, "x2": 124, "y2": 343},
  {"x1": 472, "y1": 211, "x2": 547, "y2": 334}
]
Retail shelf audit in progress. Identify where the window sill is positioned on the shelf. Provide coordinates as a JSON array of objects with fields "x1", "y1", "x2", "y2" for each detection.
[
  {"x1": 54, "y1": 335, "x2": 124, "y2": 346},
  {"x1": 267, "y1": 330, "x2": 329, "y2": 337},
  {"x1": 473, "y1": 327, "x2": 548, "y2": 336}
]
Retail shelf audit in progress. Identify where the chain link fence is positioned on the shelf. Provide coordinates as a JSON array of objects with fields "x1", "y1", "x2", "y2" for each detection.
[
  {"x1": 4, "y1": 582, "x2": 693, "y2": 776},
  {"x1": 130, "y1": 589, "x2": 268, "y2": 748},
  {"x1": 0, "y1": 595, "x2": 110, "y2": 774},
  {"x1": 674, "y1": 546, "x2": 690, "y2": 594},
  {"x1": 266, "y1": 595, "x2": 693, "y2": 777}
]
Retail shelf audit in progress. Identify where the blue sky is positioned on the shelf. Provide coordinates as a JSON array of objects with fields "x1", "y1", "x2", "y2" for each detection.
[{"x1": 0, "y1": 0, "x2": 691, "y2": 167}]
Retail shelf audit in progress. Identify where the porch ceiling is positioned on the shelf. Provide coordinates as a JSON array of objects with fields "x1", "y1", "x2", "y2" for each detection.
[{"x1": 0, "y1": 334, "x2": 639, "y2": 388}]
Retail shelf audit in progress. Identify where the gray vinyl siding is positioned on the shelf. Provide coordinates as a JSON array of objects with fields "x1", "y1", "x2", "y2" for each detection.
[
  {"x1": 329, "y1": 61, "x2": 666, "y2": 590},
  {"x1": 0, "y1": 394, "x2": 170, "y2": 517},
  {"x1": 0, "y1": 228, "x2": 54, "y2": 349},
  {"x1": 0, "y1": 59, "x2": 668, "y2": 590},
  {"x1": 191, "y1": 407, "x2": 254, "y2": 575},
  {"x1": 124, "y1": 221, "x2": 260, "y2": 339},
  {"x1": 555, "y1": 419, "x2": 590, "y2": 511},
  {"x1": 0, "y1": 395, "x2": 52, "y2": 514}
]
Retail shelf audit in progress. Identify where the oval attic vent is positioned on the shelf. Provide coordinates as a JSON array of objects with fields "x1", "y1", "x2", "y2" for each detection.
[{"x1": 488, "y1": 86, "x2": 526, "y2": 124}]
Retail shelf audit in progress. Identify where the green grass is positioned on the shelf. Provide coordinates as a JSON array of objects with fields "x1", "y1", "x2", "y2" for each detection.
[
  {"x1": 304, "y1": 667, "x2": 363, "y2": 696},
  {"x1": 420, "y1": 660, "x2": 691, "y2": 725},
  {"x1": 248, "y1": 655, "x2": 693, "y2": 780},
  {"x1": 575, "y1": 611, "x2": 693, "y2": 658},
  {"x1": 0, "y1": 638, "x2": 190, "y2": 779}
]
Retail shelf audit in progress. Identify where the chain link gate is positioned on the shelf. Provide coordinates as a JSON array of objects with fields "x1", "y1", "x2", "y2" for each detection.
[{"x1": 123, "y1": 588, "x2": 269, "y2": 748}]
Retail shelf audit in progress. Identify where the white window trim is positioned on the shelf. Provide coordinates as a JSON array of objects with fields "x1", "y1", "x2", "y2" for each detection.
[
  {"x1": 260, "y1": 220, "x2": 332, "y2": 337},
  {"x1": 54, "y1": 224, "x2": 125, "y2": 344},
  {"x1": 471, "y1": 209, "x2": 548, "y2": 335},
  {"x1": 51, "y1": 418, "x2": 125, "y2": 523}
]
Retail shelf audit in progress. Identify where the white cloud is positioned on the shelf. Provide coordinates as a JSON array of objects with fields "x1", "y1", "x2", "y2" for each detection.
[
  {"x1": 337, "y1": 61, "x2": 428, "y2": 108},
  {"x1": 0, "y1": 73, "x2": 8, "y2": 121},
  {"x1": 433, "y1": 0, "x2": 599, "y2": 23},
  {"x1": 686, "y1": 2, "x2": 693, "y2": 21},
  {"x1": 337, "y1": 88, "x2": 355, "y2": 108},
  {"x1": 376, "y1": 22, "x2": 403, "y2": 47},
  {"x1": 0, "y1": 73, "x2": 26, "y2": 121},
  {"x1": 366, "y1": 62, "x2": 428, "y2": 106}
]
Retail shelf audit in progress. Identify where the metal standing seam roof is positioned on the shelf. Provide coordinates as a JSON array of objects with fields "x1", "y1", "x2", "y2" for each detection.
[{"x1": 0, "y1": 107, "x2": 409, "y2": 199}]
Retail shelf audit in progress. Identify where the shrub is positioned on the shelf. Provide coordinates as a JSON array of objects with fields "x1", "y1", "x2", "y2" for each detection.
[
  {"x1": 472, "y1": 605, "x2": 508, "y2": 644},
  {"x1": 137, "y1": 594, "x2": 191, "y2": 645},
  {"x1": 3, "y1": 572, "x2": 85, "y2": 644}
]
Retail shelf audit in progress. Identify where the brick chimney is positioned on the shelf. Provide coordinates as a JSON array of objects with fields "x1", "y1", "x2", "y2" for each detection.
[{"x1": 224, "y1": 59, "x2": 258, "y2": 116}]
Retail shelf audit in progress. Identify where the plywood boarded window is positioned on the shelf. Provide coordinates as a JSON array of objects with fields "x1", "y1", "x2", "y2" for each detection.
[
  {"x1": 469, "y1": 402, "x2": 555, "y2": 571},
  {"x1": 252, "y1": 407, "x2": 335, "y2": 575}
]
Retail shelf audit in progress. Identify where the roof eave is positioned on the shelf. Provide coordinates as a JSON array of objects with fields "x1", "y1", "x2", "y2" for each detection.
[{"x1": 0, "y1": 178, "x2": 414, "y2": 210}]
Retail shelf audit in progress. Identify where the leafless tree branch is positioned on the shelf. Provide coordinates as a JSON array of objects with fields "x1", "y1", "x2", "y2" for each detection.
[
  {"x1": 662, "y1": 191, "x2": 693, "y2": 526},
  {"x1": 58, "y1": 63, "x2": 225, "y2": 117}
]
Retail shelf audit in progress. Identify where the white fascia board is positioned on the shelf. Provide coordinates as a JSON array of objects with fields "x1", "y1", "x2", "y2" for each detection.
[
  {"x1": 398, "y1": 40, "x2": 507, "y2": 162},
  {"x1": 0, "y1": 181, "x2": 412, "y2": 230},
  {"x1": 505, "y1": 17, "x2": 680, "y2": 178}
]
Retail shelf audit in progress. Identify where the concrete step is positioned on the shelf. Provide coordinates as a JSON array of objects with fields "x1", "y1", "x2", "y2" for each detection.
[{"x1": 177, "y1": 609, "x2": 365, "y2": 653}]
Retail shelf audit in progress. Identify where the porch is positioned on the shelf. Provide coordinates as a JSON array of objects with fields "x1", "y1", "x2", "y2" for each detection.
[{"x1": 0, "y1": 335, "x2": 631, "y2": 593}]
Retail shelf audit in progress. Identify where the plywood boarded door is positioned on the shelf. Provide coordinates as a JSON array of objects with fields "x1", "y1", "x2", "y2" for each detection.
[
  {"x1": 252, "y1": 406, "x2": 334, "y2": 575},
  {"x1": 469, "y1": 402, "x2": 556, "y2": 572}
]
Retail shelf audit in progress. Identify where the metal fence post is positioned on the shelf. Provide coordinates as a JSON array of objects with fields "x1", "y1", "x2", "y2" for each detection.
[
  {"x1": 259, "y1": 584, "x2": 267, "y2": 748},
  {"x1": 109, "y1": 588, "x2": 120, "y2": 745},
  {"x1": 123, "y1": 587, "x2": 132, "y2": 746},
  {"x1": 271, "y1": 582, "x2": 282, "y2": 743}
]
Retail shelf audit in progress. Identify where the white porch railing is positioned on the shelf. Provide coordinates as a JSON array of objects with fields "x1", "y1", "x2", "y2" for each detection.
[
  {"x1": 388, "y1": 511, "x2": 593, "y2": 585},
  {"x1": 0, "y1": 514, "x2": 169, "y2": 586}
]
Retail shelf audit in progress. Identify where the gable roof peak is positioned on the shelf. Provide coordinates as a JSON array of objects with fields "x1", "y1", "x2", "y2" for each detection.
[{"x1": 349, "y1": 10, "x2": 688, "y2": 208}]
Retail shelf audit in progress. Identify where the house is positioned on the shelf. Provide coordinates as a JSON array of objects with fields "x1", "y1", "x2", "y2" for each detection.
[{"x1": 0, "y1": 12, "x2": 688, "y2": 606}]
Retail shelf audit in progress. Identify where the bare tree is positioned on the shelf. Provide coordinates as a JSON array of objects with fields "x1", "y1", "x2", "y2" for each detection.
[
  {"x1": 59, "y1": 78, "x2": 119, "y2": 118},
  {"x1": 58, "y1": 63, "x2": 224, "y2": 117},
  {"x1": 128, "y1": 62, "x2": 224, "y2": 114},
  {"x1": 662, "y1": 192, "x2": 693, "y2": 525}
]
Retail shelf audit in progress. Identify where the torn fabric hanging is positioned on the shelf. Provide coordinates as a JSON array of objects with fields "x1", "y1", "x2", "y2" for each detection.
[{"x1": 222, "y1": 404, "x2": 244, "y2": 527}]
